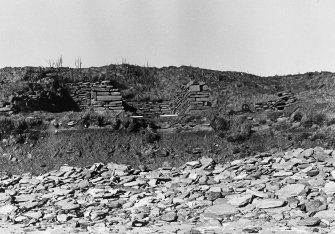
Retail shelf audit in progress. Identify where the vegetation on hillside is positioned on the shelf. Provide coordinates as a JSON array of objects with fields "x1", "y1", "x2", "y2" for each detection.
[{"x1": 1, "y1": 63, "x2": 335, "y2": 175}]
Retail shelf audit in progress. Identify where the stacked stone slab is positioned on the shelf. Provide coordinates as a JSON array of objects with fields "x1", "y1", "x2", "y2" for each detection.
[
  {"x1": 172, "y1": 81, "x2": 211, "y2": 115},
  {"x1": 255, "y1": 91, "x2": 297, "y2": 112},
  {"x1": 0, "y1": 101, "x2": 11, "y2": 113},
  {"x1": 68, "y1": 81, "x2": 123, "y2": 111},
  {"x1": 127, "y1": 101, "x2": 172, "y2": 117}
]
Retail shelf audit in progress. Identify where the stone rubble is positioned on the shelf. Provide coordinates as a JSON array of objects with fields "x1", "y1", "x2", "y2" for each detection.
[
  {"x1": 2, "y1": 147, "x2": 335, "y2": 233},
  {"x1": 255, "y1": 90, "x2": 297, "y2": 112}
]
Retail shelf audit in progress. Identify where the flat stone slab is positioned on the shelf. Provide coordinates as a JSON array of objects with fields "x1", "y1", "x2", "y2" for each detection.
[
  {"x1": 275, "y1": 184, "x2": 306, "y2": 199},
  {"x1": 323, "y1": 181, "x2": 335, "y2": 194},
  {"x1": 205, "y1": 202, "x2": 238, "y2": 216},
  {"x1": 227, "y1": 194, "x2": 253, "y2": 207},
  {"x1": 314, "y1": 210, "x2": 335, "y2": 222},
  {"x1": 253, "y1": 199, "x2": 285, "y2": 209}
]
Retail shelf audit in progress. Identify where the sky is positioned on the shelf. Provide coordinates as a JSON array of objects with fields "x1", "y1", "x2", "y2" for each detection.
[{"x1": 0, "y1": 0, "x2": 335, "y2": 76}]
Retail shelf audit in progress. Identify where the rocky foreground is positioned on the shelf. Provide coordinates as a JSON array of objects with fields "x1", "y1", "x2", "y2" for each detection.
[{"x1": 1, "y1": 148, "x2": 335, "y2": 233}]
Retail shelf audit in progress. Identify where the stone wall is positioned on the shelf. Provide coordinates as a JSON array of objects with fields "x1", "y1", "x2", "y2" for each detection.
[
  {"x1": 68, "y1": 81, "x2": 123, "y2": 112},
  {"x1": 255, "y1": 91, "x2": 297, "y2": 111},
  {"x1": 0, "y1": 79, "x2": 213, "y2": 116},
  {"x1": 172, "y1": 81, "x2": 212, "y2": 115},
  {"x1": 126, "y1": 101, "x2": 171, "y2": 117}
]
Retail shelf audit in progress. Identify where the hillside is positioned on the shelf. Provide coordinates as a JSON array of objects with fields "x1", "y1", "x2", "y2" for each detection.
[
  {"x1": 1, "y1": 64, "x2": 335, "y2": 176},
  {"x1": 1, "y1": 65, "x2": 335, "y2": 115}
]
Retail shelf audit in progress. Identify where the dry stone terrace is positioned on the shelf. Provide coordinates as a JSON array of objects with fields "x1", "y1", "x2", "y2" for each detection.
[
  {"x1": 0, "y1": 79, "x2": 213, "y2": 118},
  {"x1": 172, "y1": 81, "x2": 212, "y2": 116},
  {"x1": 0, "y1": 147, "x2": 335, "y2": 233},
  {"x1": 68, "y1": 81, "x2": 124, "y2": 112},
  {"x1": 67, "y1": 80, "x2": 213, "y2": 117},
  {"x1": 126, "y1": 101, "x2": 172, "y2": 117}
]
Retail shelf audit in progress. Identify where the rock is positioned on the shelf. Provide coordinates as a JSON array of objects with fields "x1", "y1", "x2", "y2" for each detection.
[
  {"x1": 15, "y1": 216, "x2": 28, "y2": 222},
  {"x1": 308, "y1": 178, "x2": 326, "y2": 187},
  {"x1": 305, "y1": 200, "x2": 324, "y2": 213},
  {"x1": 205, "y1": 191, "x2": 221, "y2": 201},
  {"x1": 188, "y1": 200, "x2": 212, "y2": 208},
  {"x1": 0, "y1": 205, "x2": 17, "y2": 215},
  {"x1": 242, "y1": 227, "x2": 262, "y2": 233},
  {"x1": 272, "y1": 213, "x2": 284, "y2": 221},
  {"x1": 253, "y1": 199, "x2": 285, "y2": 209},
  {"x1": 273, "y1": 171, "x2": 293, "y2": 177},
  {"x1": 275, "y1": 184, "x2": 306, "y2": 199},
  {"x1": 314, "y1": 152, "x2": 329, "y2": 162},
  {"x1": 302, "y1": 148, "x2": 314, "y2": 157},
  {"x1": 2, "y1": 147, "x2": 335, "y2": 233},
  {"x1": 315, "y1": 210, "x2": 335, "y2": 222},
  {"x1": 246, "y1": 189, "x2": 269, "y2": 198},
  {"x1": 161, "y1": 212, "x2": 177, "y2": 222},
  {"x1": 227, "y1": 194, "x2": 253, "y2": 207},
  {"x1": 24, "y1": 211, "x2": 43, "y2": 219},
  {"x1": 205, "y1": 201, "x2": 238, "y2": 216},
  {"x1": 15, "y1": 194, "x2": 37, "y2": 202},
  {"x1": 324, "y1": 181, "x2": 335, "y2": 194},
  {"x1": 297, "y1": 217, "x2": 321, "y2": 226},
  {"x1": 55, "y1": 200, "x2": 80, "y2": 210},
  {"x1": 57, "y1": 214, "x2": 69, "y2": 222},
  {"x1": 132, "y1": 218, "x2": 149, "y2": 227},
  {"x1": 67, "y1": 121, "x2": 76, "y2": 127},
  {"x1": 192, "y1": 219, "x2": 222, "y2": 233},
  {"x1": 306, "y1": 169, "x2": 319, "y2": 177},
  {"x1": 0, "y1": 193, "x2": 10, "y2": 202}
]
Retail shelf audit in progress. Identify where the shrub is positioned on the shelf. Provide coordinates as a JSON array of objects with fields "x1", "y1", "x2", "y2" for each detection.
[
  {"x1": 15, "y1": 134, "x2": 25, "y2": 144},
  {"x1": 240, "y1": 121, "x2": 252, "y2": 136},
  {"x1": 302, "y1": 119, "x2": 313, "y2": 128},
  {"x1": 292, "y1": 112, "x2": 303, "y2": 122},
  {"x1": 97, "y1": 115, "x2": 105, "y2": 127},
  {"x1": 112, "y1": 119, "x2": 121, "y2": 130},
  {"x1": 144, "y1": 132, "x2": 160, "y2": 143},
  {"x1": 274, "y1": 121, "x2": 291, "y2": 131},
  {"x1": 0, "y1": 118, "x2": 15, "y2": 135},
  {"x1": 227, "y1": 120, "x2": 252, "y2": 143},
  {"x1": 227, "y1": 132, "x2": 248, "y2": 142},
  {"x1": 217, "y1": 132, "x2": 225, "y2": 138},
  {"x1": 310, "y1": 132, "x2": 327, "y2": 141},
  {"x1": 122, "y1": 119, "x2": 131, "y2": 129},
  {"x1": 27, "y1": 131, "x2": 40, "y2": 141},
  {"x1": 266, "y1": 111, "x2": 283, "y2": 122},
  {"x1": 313, "y1": 113, "x2": 327, "y2": 126},
  {"x1": 13, "y1": 120, "x2": 28, "y2": 135},
  {"x1": 82, "y1": 113, "x2": 91, "y2": 127},
  {"x1": 211, "y1": 116, "x2": 230, "y2": 132},
  {"x1": 295, "y1": 132, "x2": 311, "y2": 142},
  {"x1": 148, "y1": 120, "x2": 158, "y2": 130},
  {"x1": 26, "y1": 118, "x2": 43, "y2": 127},
  {"x1": 127, "y1": 119, "x2": 145, "y2": 133},
  {"x1": 302, "y1": 113, "x2": 327, "y2": 128},
  {"x1": 259, "y1": 119, "x2": 267, "y2": 125}
]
